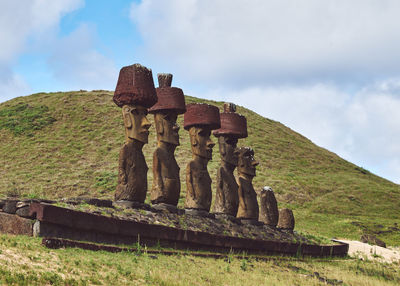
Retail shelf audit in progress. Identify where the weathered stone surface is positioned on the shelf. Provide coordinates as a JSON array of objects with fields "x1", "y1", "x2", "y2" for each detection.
[
  {"x1": 185, "y1": 208, "x2": 215, "y2": 219},
  {"x1": 212, "y1": 136, "x2": 239, "y2": 216},
  {"x1": 152, "y1": 203, "x2": 181, "y2": 214},
  {"x1": 113, "y1": 64, "x2": 157, "y2": 108},
  {"x1": 3, "y1": 200, "x2": 18, "y2": 214},
  {"x1": 213, "y1": 103, "x2": 248, "y2": 217},
  {"x1": 241, "y1": 219, "x2": 263, "y2": 226},
  {"x1": 60, "y1": 197, "x2": 113, "y2": 208},
  {"x1": 16, "y1": 205, "x2": 35, "y2": 218},
  {"x1": 149, "y1": 74, "x2": 185, "y2": 206},
  {"x1": 183, "y1": 103, "x2": 221, "y2": 131},
  {"x1": 236, "y1": 148, "x2": 259, "y2": 220},
  {"x1": 29, "y1": 203, "x2": 348, "y2": 257},
  {"x1": 0, "y1": 199, "x2": 5, "y2": 210},
  {"x1": 115, "y1": 140, "x2": 148, "y2": 203},
  {"x1": 184, "y1": 126, "x2": 216, "y2": 211},
  {"x1": 277, "y1": 208, "x2": 295, "y2": 230},
  {"x1": 213, "y1": 103, "x2": 247, "y2": 138},
  {"x1": 149, "y1": 73, "x2": 186, "y2": 114},
  {"x1": 113, "y1": 200, "x2": 151, "y2": 210},
  {"x1": 259, "y1": 186, "x2": 279, "y2": 227},
  {"x1": 0, "y1": 212, "x2": 33, "y2": 235},
  {"x1": 360, "y1": 234, "x2": 386, "y2": 248}
]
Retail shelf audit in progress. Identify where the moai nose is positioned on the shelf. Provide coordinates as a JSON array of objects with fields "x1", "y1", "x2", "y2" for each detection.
[
  {"x1": 252, "y1": 159, "x2": 259, "y2": 167},
  {"x1": 173, "y1": 123, "x2": 180, "y2": 132},
  {"x1": 207, "y1": 140, "x2": 215, "y2": 149},
  {"x1": 142, "y1": 116, "x2": 151, "y2": 130}
]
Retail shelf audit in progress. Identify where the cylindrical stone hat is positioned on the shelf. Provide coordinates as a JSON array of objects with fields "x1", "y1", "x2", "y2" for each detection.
[
  {"x1": 113, "y1": 63, "x2": 157, "y2": 108},
  {"x1": 148, "y1": 73, "x2": 186, "y2": 114},
  {"x1": 184, "y1": 103, "x2": 221, "y2": 130},
  {"x1": 213, "y1": 103, "x2": 248, "y2": 138}
]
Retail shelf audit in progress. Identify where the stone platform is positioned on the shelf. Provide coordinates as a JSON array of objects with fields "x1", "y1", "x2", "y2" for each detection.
[{"x1": 0, "y1": 198, "x2": 348, "y2": 257}]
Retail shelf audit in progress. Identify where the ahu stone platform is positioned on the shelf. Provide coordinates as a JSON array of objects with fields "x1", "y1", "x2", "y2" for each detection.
[{"x1": 0, "y1": 198, "x2": 348, "y2": 257}]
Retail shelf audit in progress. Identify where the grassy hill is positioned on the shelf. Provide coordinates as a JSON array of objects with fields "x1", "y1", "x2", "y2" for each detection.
[{"x1": 1, "y1": 90, "x2": 399, "y2": 245}]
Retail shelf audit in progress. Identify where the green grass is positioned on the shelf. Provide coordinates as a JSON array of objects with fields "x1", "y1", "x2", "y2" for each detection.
[
  {"x1": 0, "y1": 91, "x2": 399, "y2": 245},
  {"x1": 0, "y1": 234, "x2": 399, "y2": 285}
]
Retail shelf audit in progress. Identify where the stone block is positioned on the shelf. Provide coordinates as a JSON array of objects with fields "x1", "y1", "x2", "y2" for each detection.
[
  {"x1": 277, "y1": 208, "x2": 295, "y2": 230},
  {"x1": 3, "y1": 200, "x2": 18, "y2": 214},
  {"x1": 0, "y1": 212, "x2": 33, "y2": 235}
]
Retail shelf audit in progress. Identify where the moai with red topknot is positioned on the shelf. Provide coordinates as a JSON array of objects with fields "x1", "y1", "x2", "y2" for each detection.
[
  {"x1": 236, "y1": 147, "x2": 260, "y2": 224},
  {"x1": 148, "y1": 74, "x2": 186, "y2": 212},
  {"x1": 212, "y1": 103, "x2": 248, "y2": 219},
  {"x1": 113, "y1": 64, "x2": 157, "y2": 207},
  {"x1": 183, "y1": 103, "x2": 221, "y2": 216}
]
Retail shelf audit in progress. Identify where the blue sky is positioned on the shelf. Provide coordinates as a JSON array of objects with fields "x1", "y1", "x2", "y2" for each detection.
[{"x1": 1, "y1": 0, "x2": 400, "y2": 184}]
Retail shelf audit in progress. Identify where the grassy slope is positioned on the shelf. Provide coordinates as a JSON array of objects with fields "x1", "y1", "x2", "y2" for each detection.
[
  {"x1": 1, "y1": 234, "x2": 399, "y2": 286},
  {"x1": 0, "y1": 91, "x2": 399, "y2": 245}
]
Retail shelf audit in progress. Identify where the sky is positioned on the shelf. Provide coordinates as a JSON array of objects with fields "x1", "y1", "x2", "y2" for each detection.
[{"x1": 0, "y1": 0, "x2": 399, "y2": 184}]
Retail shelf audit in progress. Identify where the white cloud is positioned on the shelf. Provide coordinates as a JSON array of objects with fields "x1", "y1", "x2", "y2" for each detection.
[
  {"x1": 130, "y1": 0, "x2": 400, "y2": 183},
  {"x1": 0, "y1": 69, "x2": 30, "y2": 102},
  {"x1": 47, "y1": 24, "x2": 118, "y2": 90},
  {"x1": 0, "y1": 0, "x2": 83, "y2": 64},
  {"x1": 131, "y1": 0, "x2": 400, "y2": 87},
  {"x1": 0, "y1": 0, "x2": 83, "y2": 102},
  {"x1": 191, "y1": 79, "x2": 400, "y2": 184}
]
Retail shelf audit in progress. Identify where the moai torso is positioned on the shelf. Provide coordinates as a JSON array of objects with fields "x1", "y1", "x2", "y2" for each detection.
[
  {"x1": 237, "y1": 177, "x2": 259, "y2": 219},
  {"x1": 259, "y1": 187, "x2": 279, "y2": 227},
  {"x1": 213, "y1": 165, "x2": 239, "y2": 216},
  {"x1": 185, "y1": 159, "x2": 212, "y2": 211},
  {"x1": 151, "y1": 146, "x2": 181, "y2": 205},
  {"x1": 115, "y1": 141, "x2": 148, "y2": 202}
]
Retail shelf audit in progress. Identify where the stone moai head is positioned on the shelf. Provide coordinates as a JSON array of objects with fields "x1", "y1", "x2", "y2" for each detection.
[
  {"x1": 148, "y1": 73, "x2": 186, "y2": 146},
  {"x1": 113, "y1": 63, "x2": 157, "y2": 144},
  {"x1": 213, "y1": 103, "x2": 248, "y2": 166},
  {"x1": 237, "y1": 147, "x2": 259, "y2": 177},
  {"x1": 122, "y1": 105, "x2": 151, "y2": 143},
  {"x1": 184, "y1": 103, "x2": 221, "y2": 160}
]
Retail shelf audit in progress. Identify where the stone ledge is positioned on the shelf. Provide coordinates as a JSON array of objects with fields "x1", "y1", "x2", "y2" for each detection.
[
  {"x1": 29, "y1": 202, "x2": 348, "y2": 257},
  {"x1": 0, "y1": 212, "x2": 33, "y2": 235}
]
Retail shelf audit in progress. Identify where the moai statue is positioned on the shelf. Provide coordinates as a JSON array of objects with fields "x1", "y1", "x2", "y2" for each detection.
[
  {"x1": 236, "y1": 147, "x2": 260, "y2": 224},
  {"x1": 113, "y1": 64, "x2": 157, "y2": 206},
  {"x1": 212, "y1": 103, "x2": 247, "y2": 218},
  {"x1": 183, "y1": 103, "x2": 221, "y2": 215},
  {"x1": 148, "y1": 73, "x2": 186, "y2": 211},
  {"x1": 259, "y1": 186, "x2": 279, "y2": 227},
  {"x1": 277, "y1": 208, "x2": 295, "y2": 232}
]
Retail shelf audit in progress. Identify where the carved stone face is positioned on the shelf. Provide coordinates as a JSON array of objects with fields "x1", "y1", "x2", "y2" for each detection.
[
  {"x1": 154, "y1": 111, "x2": 180, "y2": 146},
  {"x1": 238, "y1": 148, "x2": 259, "y2": 177},
  {"x1": 122, "y1": 105, "x2": 151, "y2": 144},
  {"x1": 189, "y1": 126, "x2": 215, "y2": 160},
  {"x1": 218, "y1": 136, "x2": 238, "y2": 166}
]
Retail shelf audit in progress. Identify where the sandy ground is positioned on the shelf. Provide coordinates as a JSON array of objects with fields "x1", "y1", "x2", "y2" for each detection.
[{"x1": 333, "y1": 239, "x2": 400, "y2": 264}]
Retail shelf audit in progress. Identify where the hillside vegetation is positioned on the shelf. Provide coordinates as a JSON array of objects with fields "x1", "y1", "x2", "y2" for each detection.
[{"x1": 0, "y1": 91, "x2": 399, "y2": 245}]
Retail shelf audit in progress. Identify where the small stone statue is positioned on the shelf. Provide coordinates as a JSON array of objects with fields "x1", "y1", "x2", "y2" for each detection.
[
  {"x1": 236, "y1": 147, "x2": 260, "y2": 222},
  {"x1": 277, "y1": 208, "x2": 295, "y2": 231},
  {"x1": 148, "y1": 73, "x2": 186, "y2": 208},
  {"x1": 212, "y1": 103, "x2": 248, "y2": 217},
  {"x1": 113, "y1": 64, "x2": 157, "y2": 204},
  {"x1": 259, "y1": 186, "x2": 279, "y2": 227},
  {"x1": 183, "y1": 103, "x2": 221, "y2": 213}
]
